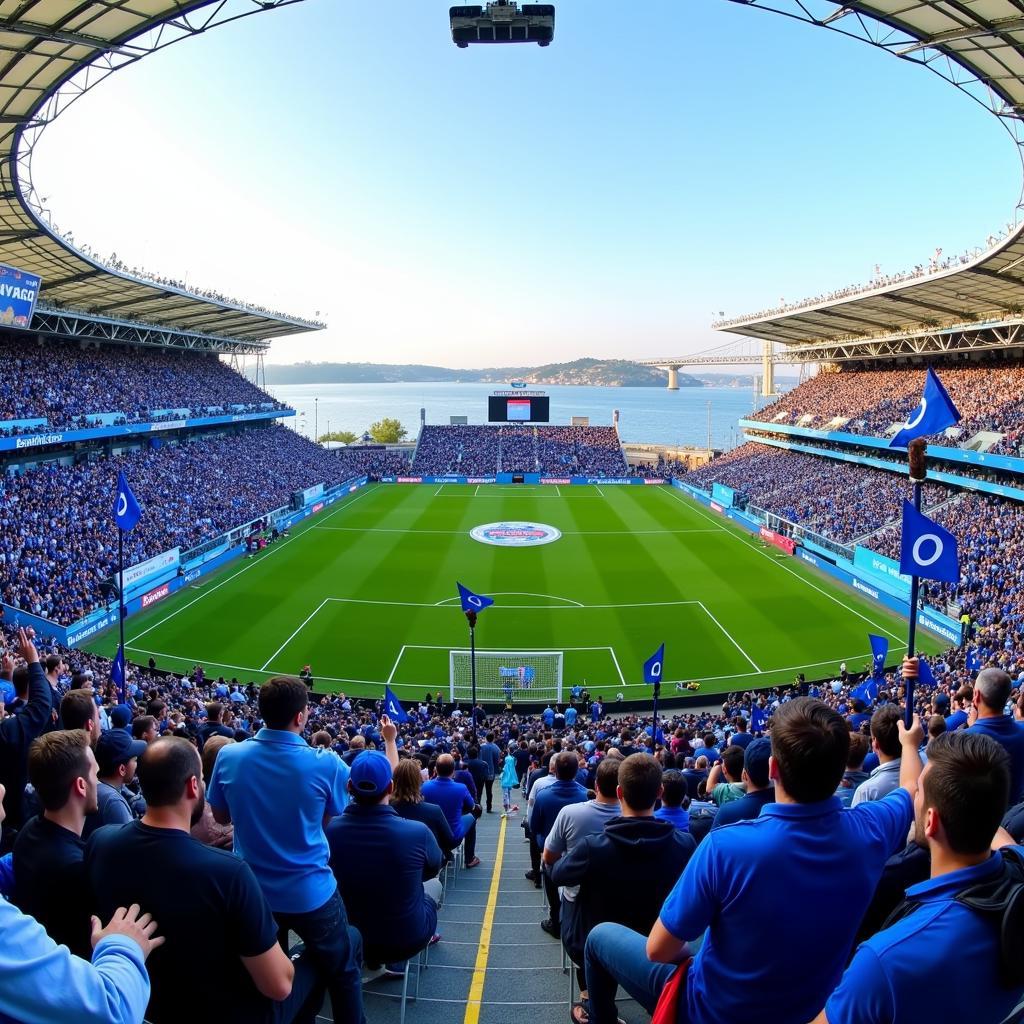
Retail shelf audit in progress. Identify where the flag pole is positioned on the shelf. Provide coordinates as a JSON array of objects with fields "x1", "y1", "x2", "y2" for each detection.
[
  {"x1": 117, "y1": 527, "x2": 126, "y2": 704},
  {"x1": 904, "y1": 438, "x2": 926, "y2": 727},
  {"x1": 651, "y1": 680, "x2": 661, "y2": 751},
  {"x1": 466, "y1": 609, "x2": 478, "y2": 714}
]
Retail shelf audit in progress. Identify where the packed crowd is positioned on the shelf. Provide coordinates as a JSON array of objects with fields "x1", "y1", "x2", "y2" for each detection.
[
  {"x1": 713, "y1": 225, "x2": 1018, "y2": 328},
  {"x1": 0, "y1": 337, "x2": 286, "y2": 435},
  {"x1": 411, "y1": 425, "x2": 628, "y2": 476},
  {"x1": 332, "y1": 447, "x2": 412, "y2": 478},
  {"x1": 751, "y1": 361, "x2": 1024, "y2": 451},
  {"x1": 0, "y1": 610, "x2": 1022, "y2": 1024},
  {"x1": 0, "y1": 426, "x2": 357, "y2": 624},
  {"x1": 681, "y1": 442, "x2": 950, "y2": 544}
]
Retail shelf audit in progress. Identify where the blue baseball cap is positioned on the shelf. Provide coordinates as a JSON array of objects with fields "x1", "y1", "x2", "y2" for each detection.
[
  {"x1": 110, "y1": 704, "x2": 133, "y2": 729},
  {"x1": 96, "y1": 728, "x2": 147, "y2": 774},
  {"x1": 349, "y1": 751, "x2": 392, "y2": 798},
  {"x1": 744, "y1": 737, "x2": 772, "y2": 789}
]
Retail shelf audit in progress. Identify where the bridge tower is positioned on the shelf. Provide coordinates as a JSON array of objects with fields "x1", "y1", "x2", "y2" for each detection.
[
  {"x1": 760, "y1": 341, "x2": 775, "y2": 397},
  {"x1": 667, "y1": 366, "x2": 680, "y2": 390}
]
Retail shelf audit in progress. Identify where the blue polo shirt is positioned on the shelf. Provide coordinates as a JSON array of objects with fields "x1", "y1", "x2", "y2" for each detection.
[
  {"x1": 660, "y1": 789, "x2": 913, "y2": 1024},
  {"x1": 654, "y1": 804, "x2": 690, "y2": 832},
  {"x1": 207, "y1": 728, "x2": 350, "y2": 914},
  {"x1": 968, "y1": 715, "x2": 1024, "y2": 803},
  {"x1": 826, "y1": 850, "x2": 1023, "y2": 1024},
  {"x1": 421, "y1": 776, "x2": 474, "y2": 840}
]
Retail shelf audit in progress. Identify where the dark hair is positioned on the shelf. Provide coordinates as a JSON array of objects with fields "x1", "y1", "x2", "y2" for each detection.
[
  {"x1": 870, "y1": 705, "x2": 902, "y2": 759},
  {"x1": 60, "y1": 690, "x2": 97, "y2": 732},
  {"x1": 661, "y1": 769, "x2": 687, "y2": 809},
  {"x1": 259, "y1": 676, "x2": 309, "y2": 729},
  {"x1": 206, "y1": 702, "x2": 224, "y2": 723},
  {"x1": 137, "y1": 737, "x2": 202, "y2": 807},
  {"x1": 468, "y1": 745, "x2": 480, "y2": 760},
  {"x1": 618, "y1": 753, "x2": 662, "y2": 812},
  {"x1": 703, "y1": 732, "x2": 716, "y2": 748},
  {"x1": 554, "y1": 751, "x2": 578, "y2": 782},
  {"x1": 722, "y1": 745, "x2": 745, "y2": 782},
  {"x1": 734, "y1": 716, "x2": 747, "y2": 732},
  {"x1": 146, "y1": 699, "x2": 167, "y2": 718},
  {"x1": 770, "y1": 698, "x2": 849, "y2": 803},
  {"x1": 927, "y1": 714, "x2": 947, "y2": 740},
  {"x1": 923, "y1": 732, "x2": 1010, "y2": 854},
  {"x1": 28, "y1": 731, "x2": 91, "y2": 811},
  {"x1": 44, "y1": 654, "x2": 61, "y2": 673},
  {"x1": 595, "y1": 756, "x2": 620, "y2": 798},
  {"x1": 846, "y1": 731, "x2": 869, "y2": 769},
  {"x1": 132, "y1": 715, "x2": 156, "y2": 740}
]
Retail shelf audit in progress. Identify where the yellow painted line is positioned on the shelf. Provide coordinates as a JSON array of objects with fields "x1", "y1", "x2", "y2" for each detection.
[{"x1": 462, "y1": 815, "x2": 508, "y2": 1024}]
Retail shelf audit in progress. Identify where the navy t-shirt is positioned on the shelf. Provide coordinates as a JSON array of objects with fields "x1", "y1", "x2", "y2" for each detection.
[{"x1": 86, "y1": 821, "x2": 279, "y2": 1024}]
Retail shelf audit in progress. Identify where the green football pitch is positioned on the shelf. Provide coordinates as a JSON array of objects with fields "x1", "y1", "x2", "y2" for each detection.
[{"x1": 86, "y1": 483, "x2": 941, "y2": 701}]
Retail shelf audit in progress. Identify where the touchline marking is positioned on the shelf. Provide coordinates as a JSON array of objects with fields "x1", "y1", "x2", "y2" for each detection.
[
  {"x1": 660, "y1": 486, "x2": 905, "y2": 643},
  {"x1": 607, "y1": 645, "x2": 626, "y2": 686},
  {"x1": 260, "y1": 599, "x2": 329, "y2": 671},
  {"x1": 462, "y1": 815, "x2": 507, "y2": 1024},
  {"x1": 386, "y1": 645, "x2": 408, "y2": 685},
  {"x1": 126, "y1": 483, "x2": 379, "y2": 646},
  {"x1": 698, "y1": 601, "x2": 762, "y2": 672}
]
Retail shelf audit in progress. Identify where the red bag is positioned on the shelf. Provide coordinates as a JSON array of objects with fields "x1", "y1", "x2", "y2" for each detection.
[{"x1": 651, "y1": 959, "x2": 690, "y2": 1024}]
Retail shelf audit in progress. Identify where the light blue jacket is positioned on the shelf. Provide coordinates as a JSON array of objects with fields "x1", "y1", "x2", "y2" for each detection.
[
  {"x1": 500, "y1": 754, "x2": 518, "y2": 788},
  {"x1": 0, "y1": 894, "x2": 149, "y2": 1024}
]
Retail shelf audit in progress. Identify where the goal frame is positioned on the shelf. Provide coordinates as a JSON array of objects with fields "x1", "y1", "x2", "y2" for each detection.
[{"x1": 449, "y1": 649, "x2": 563, "y2": 705}]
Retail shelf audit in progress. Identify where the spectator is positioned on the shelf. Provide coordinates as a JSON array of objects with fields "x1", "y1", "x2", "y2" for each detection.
[
  {"x1": 422, "y1": 753, "x2": 480, "y2": 869},
  {"x1": 816, "y1": 732, "x2": 1024, "y2": 1024},
  {"x1": 534, "y1": 752, "x2": 589, "y2": 936},
  {"x1": 711, "y1": 737, "x2": 774, "y2": 828},
  {"x1": 0, "y1": 629, "x2": 52, "y2": 848},
  {"x1": 189, "y1": 734, "x2": 234, "y2": 850},
  {"x1": 947, "y1": 685, "x2": 973, "y2": 731},
  {"x1": 14, "y1": 730, "x2": 98, "y2": 956},
  {"x1": 60, "y1": 689, "x2": 102, "y2": 746},
  {"x1": 835, "y1": 732, "x2": 870, "y2": 808},
  {"x1": 208, "y1": 677, "x2": 382, "y2": 1024},
  {"x1": 390, "y1": 758, "x2": 456, "y2": 854},
  {"x1": 82, "y1": 729, "x2": 147, "y2": 840},
  {"x1": 131, "y1": 716, "x2": 158, "y2": 744},
  {"x1": 478, "y1": 732, "x2": 502, "y2": 813},
  {"x1": 198, "y1": 703, "x2": 234, "y2": 750},
  {"x1": 967, "y1": 668, "x2": 1024, "y2": 805},
  {"x1": 653, "y1": 769, "x2": 690, "y2": 832},
  {"x1": 703, "y1": 744, "x2": 745, "y2": 806},
  {"x1": 327, "y1": 751, "x2": 442, "y2": 976},
  {"x1": 87, "y1": 737, "x2": 321, "y2": 1024},
  {"x1": 851, "y1": 706, "x2": 903, "y2": 806},
  {"x1": 582, "y1": 695, "x2": 924, "y2": 1024},
  {"x1": 551, "y1": 754, "x2": 696, "y2": 1024}
]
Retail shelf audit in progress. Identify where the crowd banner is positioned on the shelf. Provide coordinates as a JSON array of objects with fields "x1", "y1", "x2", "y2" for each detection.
[
  {"x1": 122, "y1": 547, "x2": 180, "y2": 591},
  {"x1": 381, "y1": 474, "x2": 661, "y2": 486},
  {"x1": 759, "y1": 527, "x2": 795, "y2": 555}
]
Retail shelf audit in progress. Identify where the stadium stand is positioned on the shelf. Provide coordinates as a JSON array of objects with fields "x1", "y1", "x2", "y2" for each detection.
[
  {"x1": 333, "y1": 447, "x2": 413, "y2": 478},
  {"x1": 412, "y1": 425, "x2": 628, "y2": 476},
  {"x1": 0, "y1": 426, "x2": 357, "y2": 625}
]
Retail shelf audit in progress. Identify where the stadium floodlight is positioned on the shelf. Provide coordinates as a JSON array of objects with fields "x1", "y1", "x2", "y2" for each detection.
[
  {"x1": 450, "y1": 649, "x2": 563, "y2": 705},
  {"x1": 450, "y1": 2, "x2": 555, "y2": 48}
]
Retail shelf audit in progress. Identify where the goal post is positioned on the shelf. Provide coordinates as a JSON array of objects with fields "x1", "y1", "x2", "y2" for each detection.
[{"x1": 449, "y1": 650, "x2": 563, "y2": 705}]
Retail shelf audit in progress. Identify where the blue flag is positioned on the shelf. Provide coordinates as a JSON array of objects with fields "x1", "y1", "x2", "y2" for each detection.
[
  {"x1": 457, "y1": 582, "x2": 494, "y2": 614},
  {"x1": 851, "y1": 676, "x2": 879, "y2": 704},
  {"x1": 917, "y1": 658, "x2": 936, "y2": 688},
  {"x1": 383, "y1": 685, "x2": 410, "y2": 723},
  {"x1": 750, "y1": 704, "x2": 768, "y2": 734},
  {"x1": 114, "y1": 471, "x2": 142, "y2": 532},
  {"x1": 890, "y1": 368, "x2": 961, "y2": 449},
  {"x1": 966, "y1": 648, "x2": 982, "y2": 673},
  {"x1": 899, "y1": 501, "x2": 960, "y2": 583},
  {"x1": 111, "y1": 644, "x2": 126, "y2": 702},
  {"x1": 868, "y1": 634, "x2": 889, "y2": 678},
  {"x1": 643, "y1": 643, "x2": 665, "y2": 685}
]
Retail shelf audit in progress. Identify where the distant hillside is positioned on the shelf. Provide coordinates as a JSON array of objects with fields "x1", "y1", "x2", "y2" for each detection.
[{"x1": 263, "y1": 359, "x2": 703, "y2": 388}]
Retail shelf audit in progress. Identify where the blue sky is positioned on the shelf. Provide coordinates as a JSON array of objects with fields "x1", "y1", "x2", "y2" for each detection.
[{"x1": 32, "y1": 0, "x2": 1019, "y2": 367}]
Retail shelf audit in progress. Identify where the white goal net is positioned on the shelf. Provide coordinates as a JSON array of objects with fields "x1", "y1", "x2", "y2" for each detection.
[{"x1": 449, "y1": 650, "x2": 563, "y2": 705}]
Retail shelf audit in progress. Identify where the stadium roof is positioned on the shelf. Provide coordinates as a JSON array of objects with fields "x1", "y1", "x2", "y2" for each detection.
[
  {"x1": 0, "y1": 0, "x2": 317, "y2": 351},
  {"x1": 717, "y1": 0, "x2": 1024, "y2": 348}
]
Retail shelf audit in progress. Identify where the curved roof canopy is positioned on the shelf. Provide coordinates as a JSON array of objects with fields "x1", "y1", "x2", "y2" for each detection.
[
  {"x1": 0, "y1": 0, "x2": 316, "y2": 350},
  {"x1": 720, "y1": 0, "x2": 1024, "y2": 348}
]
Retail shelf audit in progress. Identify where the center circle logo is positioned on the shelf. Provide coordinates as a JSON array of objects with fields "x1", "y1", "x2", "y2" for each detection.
[{"x1": 470, "y1": 521, "x2": 562, "y2": 547}]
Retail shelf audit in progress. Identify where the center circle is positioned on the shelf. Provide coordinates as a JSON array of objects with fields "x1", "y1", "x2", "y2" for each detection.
[{"x1": 470, "y1": 521, "x2": 562, "y2": 547}]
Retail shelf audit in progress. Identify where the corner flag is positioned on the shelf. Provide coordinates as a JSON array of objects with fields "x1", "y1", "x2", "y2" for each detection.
[
  {"x1": 890, "y1": 368, "x2": 960, "y2": 449},
  {"x1": 111, "y1": 644, "x2": 126, "y2": 702},
  {"x1": 384, "y1": 685, "x2": 410, "y2": 723},
  {"x1": 643, "y1": 643, "x2": 665, "y2": 685},
  {"x1": 899, "y1": 501, "x2": 960, "y2": 583},
  {"x1": 457, "y1": 582, "x2": 494, "y2": 614},
  {"x1": 868, "y1": 634, "x2": 889, "y2": 678},
  {"x1": 113, "y1": 471, "x2": 142, "y2": 532}
]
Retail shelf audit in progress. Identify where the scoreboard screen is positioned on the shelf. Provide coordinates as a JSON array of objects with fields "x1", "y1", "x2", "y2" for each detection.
[{"x1": 488, "y1": 395, "x2": 550, "y2": 422}]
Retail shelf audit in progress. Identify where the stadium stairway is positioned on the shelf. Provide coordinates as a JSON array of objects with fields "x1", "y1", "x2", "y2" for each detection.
[{"x1": 319, "y1": 807, "x2": 644, "y2": 1024}]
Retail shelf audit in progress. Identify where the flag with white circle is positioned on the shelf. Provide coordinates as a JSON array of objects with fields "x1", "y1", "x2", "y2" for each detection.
[
  {"x1": 456, "y1": 581, "x2": 494, "y2": 614},
  {"x1": 113, "y1": 470, "x2": 142, "y2": 532},
  {"x1": 643, "y1": 643, "x2": 665, "y2": 685},
  {"x1": 898, "y1": 500, "x2": 960, "y2": 583},
  {"x1": 889, "y1": 367, "x2": 960, "y2": 449}
]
